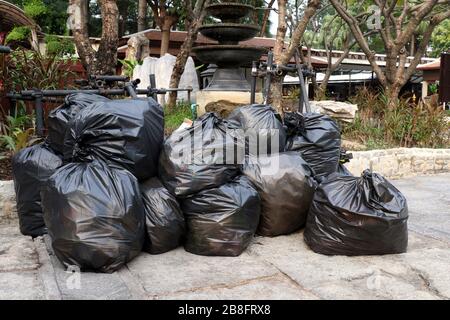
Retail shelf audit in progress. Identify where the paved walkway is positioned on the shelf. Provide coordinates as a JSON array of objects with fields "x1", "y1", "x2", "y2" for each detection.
[{"x1": 1, "y1": 173, "x2": 449, "y2": 300}]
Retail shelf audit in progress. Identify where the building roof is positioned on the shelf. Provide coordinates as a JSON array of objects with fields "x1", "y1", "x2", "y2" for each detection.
[
  {"x1": 0, "y1": 0, "x2": 39, "y2": 31},
  {"x1": 417, "y1": 58, "x2": 441, "y2": 71},
  {"x1": 118, "y1": 29, "x2": 328, "y2": 67},
  {"x1": 119, "y1": 29, "x2": 438, "y2": 71}
]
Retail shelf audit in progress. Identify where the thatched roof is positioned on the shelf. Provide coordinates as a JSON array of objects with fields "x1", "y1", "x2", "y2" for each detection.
[{"x1": 0, "y1": 0, "x2": 39, "y2": 31}]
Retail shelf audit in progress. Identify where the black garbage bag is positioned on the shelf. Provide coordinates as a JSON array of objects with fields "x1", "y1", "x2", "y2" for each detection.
[
  {"x1": 48, "y1": 93, "x2": 111, "y2": 154},
  {"x1": 182, "y1": 176, "x2": 261, "y2": 256},
  {"x1": 304, "y1": 170, "x2": 408, "y2": 256},
  {"x1": 227, "y1": 104, "x2": 287, "y2": 154},
  {"x1": 159, "y1": 112, "x2": 241, "y2": 197},
  {"x1": 242, "y1": 152, "x2": 316, "y2": 237},
  {"x1": 41, "y1": 160, "x2": 145, "y2": 273},
  {"x1": 336, "y1": 163, "x2": 353, "y2": 176},
  {"x1": 285, "y1": 112, "x2": 341, "y2": 180},
  {"x1": 12, "y1": 142, "x2": 63, "y2": 237},
  {"x1": 64, "y1": 98, "x2": 164, "y2": 181},
  {"x1": 140, "y1": 178, "x2": 185, "y2": 254}
]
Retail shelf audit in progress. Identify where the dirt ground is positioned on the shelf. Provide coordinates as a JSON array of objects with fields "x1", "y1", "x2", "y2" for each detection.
[{"x1": 0, "y1": 156, "x2": 12, "y2": 180}]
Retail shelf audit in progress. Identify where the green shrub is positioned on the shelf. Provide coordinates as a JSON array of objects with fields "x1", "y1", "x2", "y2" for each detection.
[
  {"x1": 23, "y1": 0, "x2": 47, "y2": 18},
  {"x1": 343, "y1": 87, "x2": 450, "y2": 149},
  {"x1": 45, "y1": 35, "x2": 75, "y2": 56},
  {"x1": 5, "y1": 26, "x2": 31, "y2": 44},
  {"x1": 164, "y1": 102, "x2": 193, "y2": 135}
]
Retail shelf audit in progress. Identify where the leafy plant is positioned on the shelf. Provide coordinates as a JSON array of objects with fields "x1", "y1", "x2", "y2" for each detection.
[
  {"x1": 5, "y1": 48, "x2": 76, "y2": 91},
  {"x1": 119, "y1": 59, "x2": 143, "y2": 78},
  {"x1": 343, "y1": 87, "x2": 450, "y2": 149},
  {"x1": 164, "y1": 102, "x2": 193, "y2": 135},
  {"x1": 23, "y1": 0, "x2": 47, "y2": 18},
  {"x1": 0, "y1": 113, "x2": 41, "y2": 158},
  {"x1": 45, "y1": 35, "x2": 76, "y2": 56},
  {"x1": 429, "y1": 82, "x2": 439, "y2": 95},
  {"x1": 5, "y1": 26, "x2": 31, "y2": 44}
]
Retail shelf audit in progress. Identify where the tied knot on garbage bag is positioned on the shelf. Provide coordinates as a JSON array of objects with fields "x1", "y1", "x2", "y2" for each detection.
[
  {"x1": 159, "y1": 112, "x2": 242, "y2": 197},
  {"x1": 284, "y1": 112, "x2": 341, "y2": 180},
  {"x1": 284, "y1": 111, "x2": 306, "y2": 136},
  {"x1": 70, "y1": 140, "x2": 94, "y2": 162},
  {"x1": 64, "y1": 98, "x2": 164, "y2": 181}
]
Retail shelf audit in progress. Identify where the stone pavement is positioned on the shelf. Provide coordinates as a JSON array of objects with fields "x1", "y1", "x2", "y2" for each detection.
[{"x1": 0, "y1": 173, "x2": 449, "y2": 300}]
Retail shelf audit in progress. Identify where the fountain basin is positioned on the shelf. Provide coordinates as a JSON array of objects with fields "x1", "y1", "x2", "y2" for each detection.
[
  {"x1": 205, "y1": 3, "x2": 254, "y2": 22},
  {"x1": 192, "y1": 45, "x2": 266, "y2": 68},
  {"x1": 199, "y1": 24, "x2": 260, "y2": 43}
]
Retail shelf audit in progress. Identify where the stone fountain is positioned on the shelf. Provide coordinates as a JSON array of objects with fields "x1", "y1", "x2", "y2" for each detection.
[{"x1": 193, "y1": 2, "x2": 266, "y2": 114}]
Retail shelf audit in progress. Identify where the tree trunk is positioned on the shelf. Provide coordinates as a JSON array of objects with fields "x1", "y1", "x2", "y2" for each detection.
[
  {"x1": 167, "y1": 0, "x2": 209, "y2": 108},
  {"x1": 159, "y1": 15, "x2": 178, "y2": 56},
  {"x1": 69, "y1": 0, "x2": 119, "y2": 75},
  {"x1": 269, "y1": 0, "x2": 320, "y2": 114},
  {"x1": 138, "y1": 0, "x2": 147, "y2": 32},
  {"x1": 160, "y1": 27, "x2": 171, "y2": 56},
  {"x1": 269, "y1": 76, "x2": 284, "y2": 113},
  {"x1": 385, "y1": 84, "x2": 402, "y2": 109},
  {"x1": 69, "y1": 0, "x2": 96, "y2": 74},
  {"x1": 95, "y1": 0, "x2": 119, "y2": 75}
]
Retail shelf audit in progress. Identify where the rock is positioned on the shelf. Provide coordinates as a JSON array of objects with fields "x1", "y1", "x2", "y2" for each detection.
[
  {"x1": 342, "y1": 139, "x2": 366, "y2": 151},
  {"x1": 205, "y1": 100, "x2": 242, "y2": 118},
  {"x1": 310, "y1": 100, "x2": 358, "y2": 122},
  {"x1": 0, "y1": 181, "x2": 16, "y2": 222},
  {"x1": 133, "y1": 53, "x2": 200, "y2": 105},
  {"x1": 125, "y1": 34, "x2": 150, "y2": 62}
]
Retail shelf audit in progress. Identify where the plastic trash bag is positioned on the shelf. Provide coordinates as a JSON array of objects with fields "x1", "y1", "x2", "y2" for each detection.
[
  {"x1": 242, "y1": 152, "x2": 316, "y2": 237},
  {"x1": 304, "y1": 170, "x2": 408, "y2": 256},
  {"x1": 48, "y1": 93, "x2": 110, "y2": 154},
  {"x1": 182, "y1": 176, "x2": 261, "y2": 256},
  {"x1": 140, "y1": 178, "x2": 185, "y2": 254},
  {"x1": 227, "y1": 104, "x2": 287, "y2": 154},
  {"x1": 64, "y1": 98, "x2": 164, "y2": 181},
  {"x1": 336, "y1": 163, "x2": 353, "y2": 176},
  {"x1": 12, "y1": 142, "x2": 63, "y2": 237},
  {"x1": 285, "y1": 112, "x2": 341, "y2": 180},
  {"x1": 159, "y1": 112, "x2": 241, "y2": 197},
  {"x1": 41, "y1": 160, "x2": 145, "y2": 273}
]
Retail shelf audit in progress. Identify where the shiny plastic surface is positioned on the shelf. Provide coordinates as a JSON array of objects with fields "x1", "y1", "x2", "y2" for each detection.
[
  {"x1": 304, "y1": 170, "x2": 409, "y2": 256},
  {"x1": 41, "y1": 160, "x2": 145, "y2": 273},
  {"x1": 12, "y1": 143, "x2": 63, "y2": 237},
  {"x1": 48, "y1": 93, "x2": 110, "y2": 154},
  {"x1": 243, "y1": 152, "x2": 316, "y2": 237},
  {"x1": 182, "y1": 176, "x2": 261, "y2": 256},
  {"x1": 227, "y1": 104, "x2": 287, "y2": 153},
  {"x1": 64, "y1": 98, "x2": 164, "y2": 181},
  {"x1": 159, "y1": 112, "x2": 240, "y2": 197},
  {"x1": 286, "y1": 113, "x2": 341, "y2": 180},
  {"x1": 140, "y1": 178, "x2": 185, "y2": 254}
]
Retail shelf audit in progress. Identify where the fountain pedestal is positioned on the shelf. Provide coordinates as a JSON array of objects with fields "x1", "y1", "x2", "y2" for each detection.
[{"x1": 193, "y1": 2, "x2": 266, "y2": 115}]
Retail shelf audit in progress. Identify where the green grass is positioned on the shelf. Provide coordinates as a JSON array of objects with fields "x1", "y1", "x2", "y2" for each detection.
[{"x1": 164, "y1": 102, "x2": 193, "y2": 135}]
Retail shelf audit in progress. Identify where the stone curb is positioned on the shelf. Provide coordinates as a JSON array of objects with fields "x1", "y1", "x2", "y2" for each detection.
[
  {"x1": 33, "y1": 236, "x2": 63, "y2": 300},
  {"x1": 346, "y1": 148, "x2": 450, "y2": 179}
]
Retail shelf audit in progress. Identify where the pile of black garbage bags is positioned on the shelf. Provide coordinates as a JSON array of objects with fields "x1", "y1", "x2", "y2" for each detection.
[{"x1": 12, "y1": 96, "x2": 409, "y2": 273}]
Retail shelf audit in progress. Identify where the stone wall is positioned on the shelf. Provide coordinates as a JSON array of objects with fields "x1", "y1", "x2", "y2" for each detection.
[
  {"x1": 0, "y1": 180, "x2": 17, "y2": 222},
  {"x1": 345, "y1": 148, "x2": 450, "y2": 179}
]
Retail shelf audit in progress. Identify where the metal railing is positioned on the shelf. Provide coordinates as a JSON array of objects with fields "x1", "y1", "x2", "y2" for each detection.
[{"x1": 7, "y1": 74, "x2": 193, "y2": 136}]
